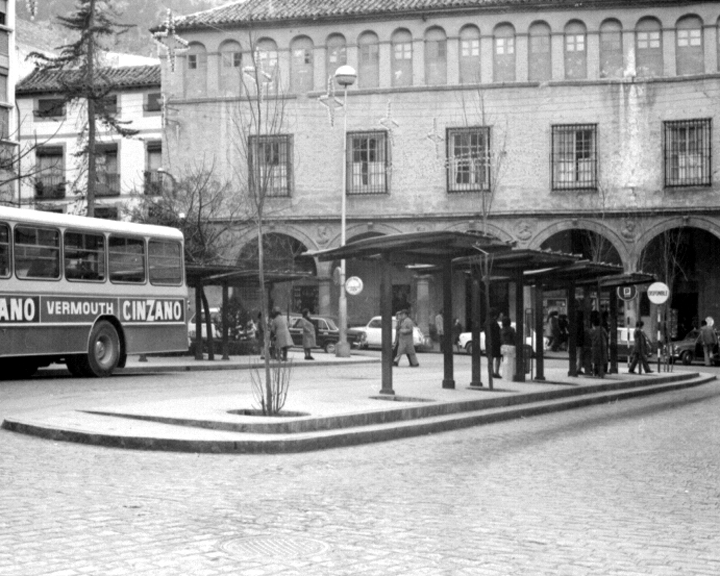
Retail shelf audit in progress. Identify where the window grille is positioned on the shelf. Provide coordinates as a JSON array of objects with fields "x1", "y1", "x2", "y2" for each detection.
[
  {"x1": 446, "y1": 127, "x2": 490, "y2": 193},
  {"x1": 664, "y1": 119, "x2": 711, "y2": 187},
  {"x1": 551, "y1": 124, "x2": 597, "y2": 190},
  {"x1": 249, "y1": 135, "x2": 292, "y2": 197},
  {"x1": 347, "y1": 131, "x2": 388, "y2": 195}
]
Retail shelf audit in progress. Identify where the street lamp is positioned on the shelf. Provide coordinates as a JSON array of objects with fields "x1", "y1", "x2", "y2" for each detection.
[{"x1": 335, "y1": 65, "x2": 356, "y2": 358}]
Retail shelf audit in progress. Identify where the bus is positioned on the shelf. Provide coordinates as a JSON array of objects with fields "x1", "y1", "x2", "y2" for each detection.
[{"x1": 0, "y1": 206, "x2": 188, "y2": 378}]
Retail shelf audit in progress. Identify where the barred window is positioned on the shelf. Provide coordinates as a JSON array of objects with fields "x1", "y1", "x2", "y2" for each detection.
[
  {"x1": 347, "y1": 131, "x2": 388, "y2": 195},
  {"x1": 551, "y1": 124, "x2": 597, "y2": 190},
  {"x1": 249, "y1": 135, "x2": 292, "y2": 198},
  {"x1": 664, "y1": 119, "x2": 711, "y2": 187},
  {"x1": 447, "y1": 127, "x2": 490, "y2": 193}
]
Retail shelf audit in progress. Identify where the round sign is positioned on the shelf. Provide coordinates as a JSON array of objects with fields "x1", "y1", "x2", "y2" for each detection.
[
  {"x1": 345, "y1": 276, "x2": 364, "y2": 296},
  {"x1": 647, "y1": 282, "x2": 670, "y2": 305},
  {"x1": 617, "y1": 285, "x2": 637, "y2": 302}
]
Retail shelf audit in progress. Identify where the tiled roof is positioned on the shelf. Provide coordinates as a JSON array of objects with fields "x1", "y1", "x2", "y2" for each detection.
[
  {"x1": 170, "y1": 0, "x2": 695, "y2": 30},
  {"x1": 16, "y1": 65, "x2": 161, "y2": 95}
]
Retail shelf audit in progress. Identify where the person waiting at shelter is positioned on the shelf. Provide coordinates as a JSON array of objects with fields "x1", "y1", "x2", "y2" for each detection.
[
  {"x1": 590, "y1": 311, "x2": 608, "y2": 378},
  {"x1": 696, "y1": 319, "x2": 717, "y2": 367},
  {"x1": 486, "y1": 309, "x2": 503, "y2": 378}
]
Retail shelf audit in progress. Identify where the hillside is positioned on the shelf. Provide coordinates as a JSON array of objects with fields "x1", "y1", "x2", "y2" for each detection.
[{"x1": 17, "y1": 0, "x2": 229, "y2": 57}]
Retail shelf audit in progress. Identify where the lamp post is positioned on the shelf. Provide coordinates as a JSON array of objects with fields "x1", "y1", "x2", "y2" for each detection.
[{"x1": 334, "y1": 65, "x2": 356, "y2": 358}]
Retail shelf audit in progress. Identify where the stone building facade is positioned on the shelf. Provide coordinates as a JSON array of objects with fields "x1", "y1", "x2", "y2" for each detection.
[{"x1": 161, "y1": 0, "x2": 720, "y2": 338}]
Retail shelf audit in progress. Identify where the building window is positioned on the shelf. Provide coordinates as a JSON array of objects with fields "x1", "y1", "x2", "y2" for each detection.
[
  {"x1": 447, "y1": 127, "x2": 490, "y2": 193},
  {"x1": 35, "y1": 147, "x2": 65, "y2": 199},
  {"x1": 636, "y1": 18, "x2": 663, "y2": 77},
  {"x1": 676, "y1": 16, "x2": 704, "y2": 76},
  {"x1": 290, "y1": 36, "x2": 314, "y2": 93},
  {"x1": 391, "y1": 29, "x2": 413, "y2": 87},
  {"x1": 219, "y1": 40, "x2": 242, "y2": 96},
  {"x1": 95, "y1": 145, "x2": 119, "y2": 197},
  {"x1": 95, "y1": 207, "x2": 119, "y2": 220},
  {"x1": 347, "y1": 131, "x2": 388, "y2": 195},
  {"x1": 0, "y1": 67, "x2": 7, "y2": 103},
  {"x1": 600, "y1": 19, "x2": 624, "y2": 78},
  {"x1": 144, "y1": 142, "x2": 163, "y2": 195},
  {"x1": 493, "y1": 24, "x2": 516, "y2": 83},
  {"x1": 0, "y1": 106, "x2": 8, "y2": 140},
  {"x1": 664, "y1": 119, "x2": 711, "y2": 187},
  {"x1": 34, "y1": 98, "x2": 66, "y2": 119},
  {"x1": 459, "y1": 25, "x2": 481, "y2": 84},
  {"x1": 528, "y1": 22, "x2": 551, "y2": 82},
  {"x1": 98, "y1": 94, "x2": 118, "y2": 116},
  {"x1": 326, "y1": 34, "x2": 347, "y2": 80},
  {"x1": 255, "y1": 39, "x2": 279, "y2": 93},
  {"x1": 425, "y1": 27, "x2": 447, "y2": 86},
  {"x1": 564, "y1": 21, "x2": 587, "y2": 80},
  {"x1": 144, "y1": 92, "x2": 162, "y2": 113},
  {"x1": 185, "y1": 42, "x2": 207, "y2": 98},
  {"x1": 358, "y1": 32, "x2": 379, "y2": 89},
  {"x1": 551, "y1": 124, "x2": 597, "y2": 190},
  {"x1": 249, "y1": 135, "x2": 292, "y2": 198}
]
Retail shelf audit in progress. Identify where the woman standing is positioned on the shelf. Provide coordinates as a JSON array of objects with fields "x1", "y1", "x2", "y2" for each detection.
[
  {"x1": 270, "y1": 308, "x2": 293, "y2": 361},
  {"x1": 300, "y1": 309, "x2": 316, "y2": 360}
]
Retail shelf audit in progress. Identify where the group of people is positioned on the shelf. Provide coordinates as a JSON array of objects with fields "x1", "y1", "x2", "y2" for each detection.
[{"x1": 255, "y1": 308, "x2": 318, "y2": 361}]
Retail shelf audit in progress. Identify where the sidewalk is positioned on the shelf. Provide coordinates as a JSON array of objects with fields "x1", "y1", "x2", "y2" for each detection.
[{"x1": 2, "y1": 350, "x2": 716, "y2": 453}]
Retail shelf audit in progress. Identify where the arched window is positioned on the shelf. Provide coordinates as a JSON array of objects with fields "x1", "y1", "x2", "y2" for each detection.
[
  {"x1": 291, "y1": 36, "x2": 314, "y2": 93},
  {"x1": 391, "y1": 29, "x2": 413, "y2": 87},
  {"x1": 358, "y1": 31, "x2": 379, "y2": 89},
  {"x1": 493, "y1": 23, "x2": 516, "y2": 82},
  {"x1": 564, "y1": 20, "x2": 587, "y2": 79},
  {"x1": 676, "y1": 15, "x2": 704, "y2": 76},
  {"x1": 185, "y1": 42, "x2": 207, "y2": 98},
  {"x1": 255, "y1": 38, "x2": 279, "y2": 93},
  {"x1": 425, "y1": 27, "x2": 447, "y2": 85},
  {"x1": 219, "y1": 40, "x2": 242, "y2": 96},
  {"x1": 528, "y1": 22, "x2": 551, "y2": 82},
  {"x1": 636, "y1": 17, "x2": 663, "y2": 77},
  {"x1": 599, "y1": 19, "x2": 624, "y2": 78},
  {"x1": 459, "y1": 25, "x2": 481, "y2": 84},
  {"x1": 326, "y1": 34, "x2": 347, "y2": 82}
]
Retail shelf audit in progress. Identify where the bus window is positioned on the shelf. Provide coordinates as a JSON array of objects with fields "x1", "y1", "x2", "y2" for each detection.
[
  {"x1": 109, "y1": 235, "x2": 146, "y2": 283},
  {"x1": 15, "y1": 225, "x2": 60, "y2": 279},
  {"x1": 0, "y1": 223, "x2": 9, "y2": 277},
  {"x1": 149, "y1": 239, "x2": 182, "y2": 285},
  {"x1": 64, "y1": 231, "x2": 106, "y2": 282}
]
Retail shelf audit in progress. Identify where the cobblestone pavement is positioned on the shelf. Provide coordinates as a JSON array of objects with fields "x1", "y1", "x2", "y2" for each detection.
[{"x1": 1, "y1": 359, "x2": 719, "y2": 576}]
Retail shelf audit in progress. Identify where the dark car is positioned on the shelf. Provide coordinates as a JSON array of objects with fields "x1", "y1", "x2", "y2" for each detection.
[
  {"x1": 288, "y1": 315, "x2": 342, "y2": 354},
  {"x1": 671, "y1": 328, "x2": 720, "y2": 365}
]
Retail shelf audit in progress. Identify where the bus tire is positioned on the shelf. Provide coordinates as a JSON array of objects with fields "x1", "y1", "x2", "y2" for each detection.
[{"x1": 85, "y1": 321, "x2": 121, "y2": 377}]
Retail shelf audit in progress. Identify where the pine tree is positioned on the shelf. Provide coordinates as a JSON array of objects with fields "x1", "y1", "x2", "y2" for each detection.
[{"x1": 28, "y1": 0, "x2": 136, "y2": 216}]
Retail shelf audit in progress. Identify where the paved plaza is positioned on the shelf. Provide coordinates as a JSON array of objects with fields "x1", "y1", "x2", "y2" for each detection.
[{"x1": 1, "y1": 354, "x2": 719, "y2": 575}]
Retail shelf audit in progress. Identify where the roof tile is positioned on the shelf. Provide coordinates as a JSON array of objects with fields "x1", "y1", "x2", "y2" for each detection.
[{"x1": 16, "y1": 65, "x2": 161, "y2": 95}]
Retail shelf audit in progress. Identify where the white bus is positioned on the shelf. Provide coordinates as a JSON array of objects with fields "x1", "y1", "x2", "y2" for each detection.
[{"x1": 0, "y1": 206, "x2": 188, "y2": 378}]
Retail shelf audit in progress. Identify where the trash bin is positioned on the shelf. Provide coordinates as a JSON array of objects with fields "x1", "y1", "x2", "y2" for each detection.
[{"x1": 501, "y1": 344, "x2": 516, "y2": 381}]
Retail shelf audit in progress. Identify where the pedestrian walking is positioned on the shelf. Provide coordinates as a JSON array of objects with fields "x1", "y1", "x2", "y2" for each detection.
[
  {"x1": 696, "y1": 318, "x2": 717, "y2": 366},
  {"x1": 270, "y1": 308, "x2": 293, "y2": 361},
  {"x1": 435, "y1": 311, "x2": 444, "y2": 352},
  {"x1": 547, "y1": 310, "x2": 561, "y2": 352},
  {"x1": 590, "y1": 312, "x2": 608, "y2": 378},
  {"x1": 500, "y1": 315, "x2": 516, "y2": 379},
  {"x1": 256, "y1": 312, "x2": 266, "y2": 359},
  {"x1": 300, "y1": 308, "x2": 316, "y2": 360},
  {"x1": 452, "y1": 318, "x2": 463, "y2": 353},
  {"x1": 628, "y1": 320, "x2": 653, "y2": 374},
  {"x1": 486, "y1": 310, "x2": 502, "y2": 378},
  {"x1": 575, "y1": 310, "x2": 586, "y2": 375},
  {"x1": 393, "y1": 309, "x2": 419, "y2": 367}
]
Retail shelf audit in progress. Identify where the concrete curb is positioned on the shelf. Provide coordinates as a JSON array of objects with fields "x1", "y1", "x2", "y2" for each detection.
[{"x1": 2, "y1": 373, "x2": 714, "y2": 454}]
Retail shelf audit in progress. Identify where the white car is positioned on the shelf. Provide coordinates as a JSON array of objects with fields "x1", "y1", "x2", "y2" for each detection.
[
  {"x1": 458, "y1": 322, "x2": 542, "y2": 355},
  {"x1": 348, "y1": 315, "x2": 429, "y2": 350},
  {"x1": 188, "y1": 307, "x2": 221, "y2": 342}
]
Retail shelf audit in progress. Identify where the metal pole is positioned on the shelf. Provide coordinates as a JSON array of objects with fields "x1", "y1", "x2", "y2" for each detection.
[{"x1": 336, "y1": 83, "x2": 351, "y2": 357}]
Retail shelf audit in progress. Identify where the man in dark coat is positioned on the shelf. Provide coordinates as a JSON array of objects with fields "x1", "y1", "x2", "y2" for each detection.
[
  {"x1": 628, "y1": 320, "x2": 653, "y2": 374},
  {"x1": 486, "y1": 310, "x2": 503, "y2": 378}
]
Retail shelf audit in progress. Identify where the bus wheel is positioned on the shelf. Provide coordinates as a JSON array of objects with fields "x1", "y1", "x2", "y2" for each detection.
[{"x1": 86, "y1": 321, "x2": 121, "y2": 377}]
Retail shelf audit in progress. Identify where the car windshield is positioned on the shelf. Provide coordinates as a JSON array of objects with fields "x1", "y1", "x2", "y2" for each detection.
[{"x1": 324, "y1": 319, "x2": 338, "y2": 330}]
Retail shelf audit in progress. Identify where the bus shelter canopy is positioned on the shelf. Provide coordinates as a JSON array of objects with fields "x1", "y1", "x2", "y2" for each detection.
[{"x1": 185, "y1": 264, "x2": 312, "y2": 288}]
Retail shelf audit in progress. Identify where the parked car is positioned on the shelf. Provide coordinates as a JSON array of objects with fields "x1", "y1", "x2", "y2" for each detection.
[
  {"x1": 348, "y1": 315, "x2": 429, "y2": 350},
  {"x1": 670, "y1": 328, "x2": 720, "y2": 365},
  {"x1": 187, "y1": 307, "x2": 221, "y2": 343},
  {"x1": 458, "y1": 322, "x2": 539, "y2": 357},
  {"x1": 288, "y1": 315, "x2": 343, "y2": 354}
]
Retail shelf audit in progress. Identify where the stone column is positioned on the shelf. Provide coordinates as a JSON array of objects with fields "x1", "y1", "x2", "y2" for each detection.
[{"x1": 415, "y1": 274, "x2": 431, "y2": 337}]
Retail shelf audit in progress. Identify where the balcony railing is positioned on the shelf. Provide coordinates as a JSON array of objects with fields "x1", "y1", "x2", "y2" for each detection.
[
  {"x1": 33, "y1": 108, "x2": 66, "y2": 119},
  {"x1": 35, "y1": 176, "x2": 66, "y2": 199},
  {"x1": 95, "y1": 172, "x2": 120, "y2": 197},
  {"x1": 143, "y1": 170, "x2": 171, "y2": 195}
]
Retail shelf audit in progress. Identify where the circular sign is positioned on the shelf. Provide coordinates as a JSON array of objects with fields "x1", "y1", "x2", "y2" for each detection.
[
  {"x1": 647, "y1": 282, "x2": 670, "y2": 305},
  {"x1": 345, "y1": 276, "x2": 364, "y2": 296},
  {"x1": 617, "y1": 285, "x2": 638, "y2": 302}
]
